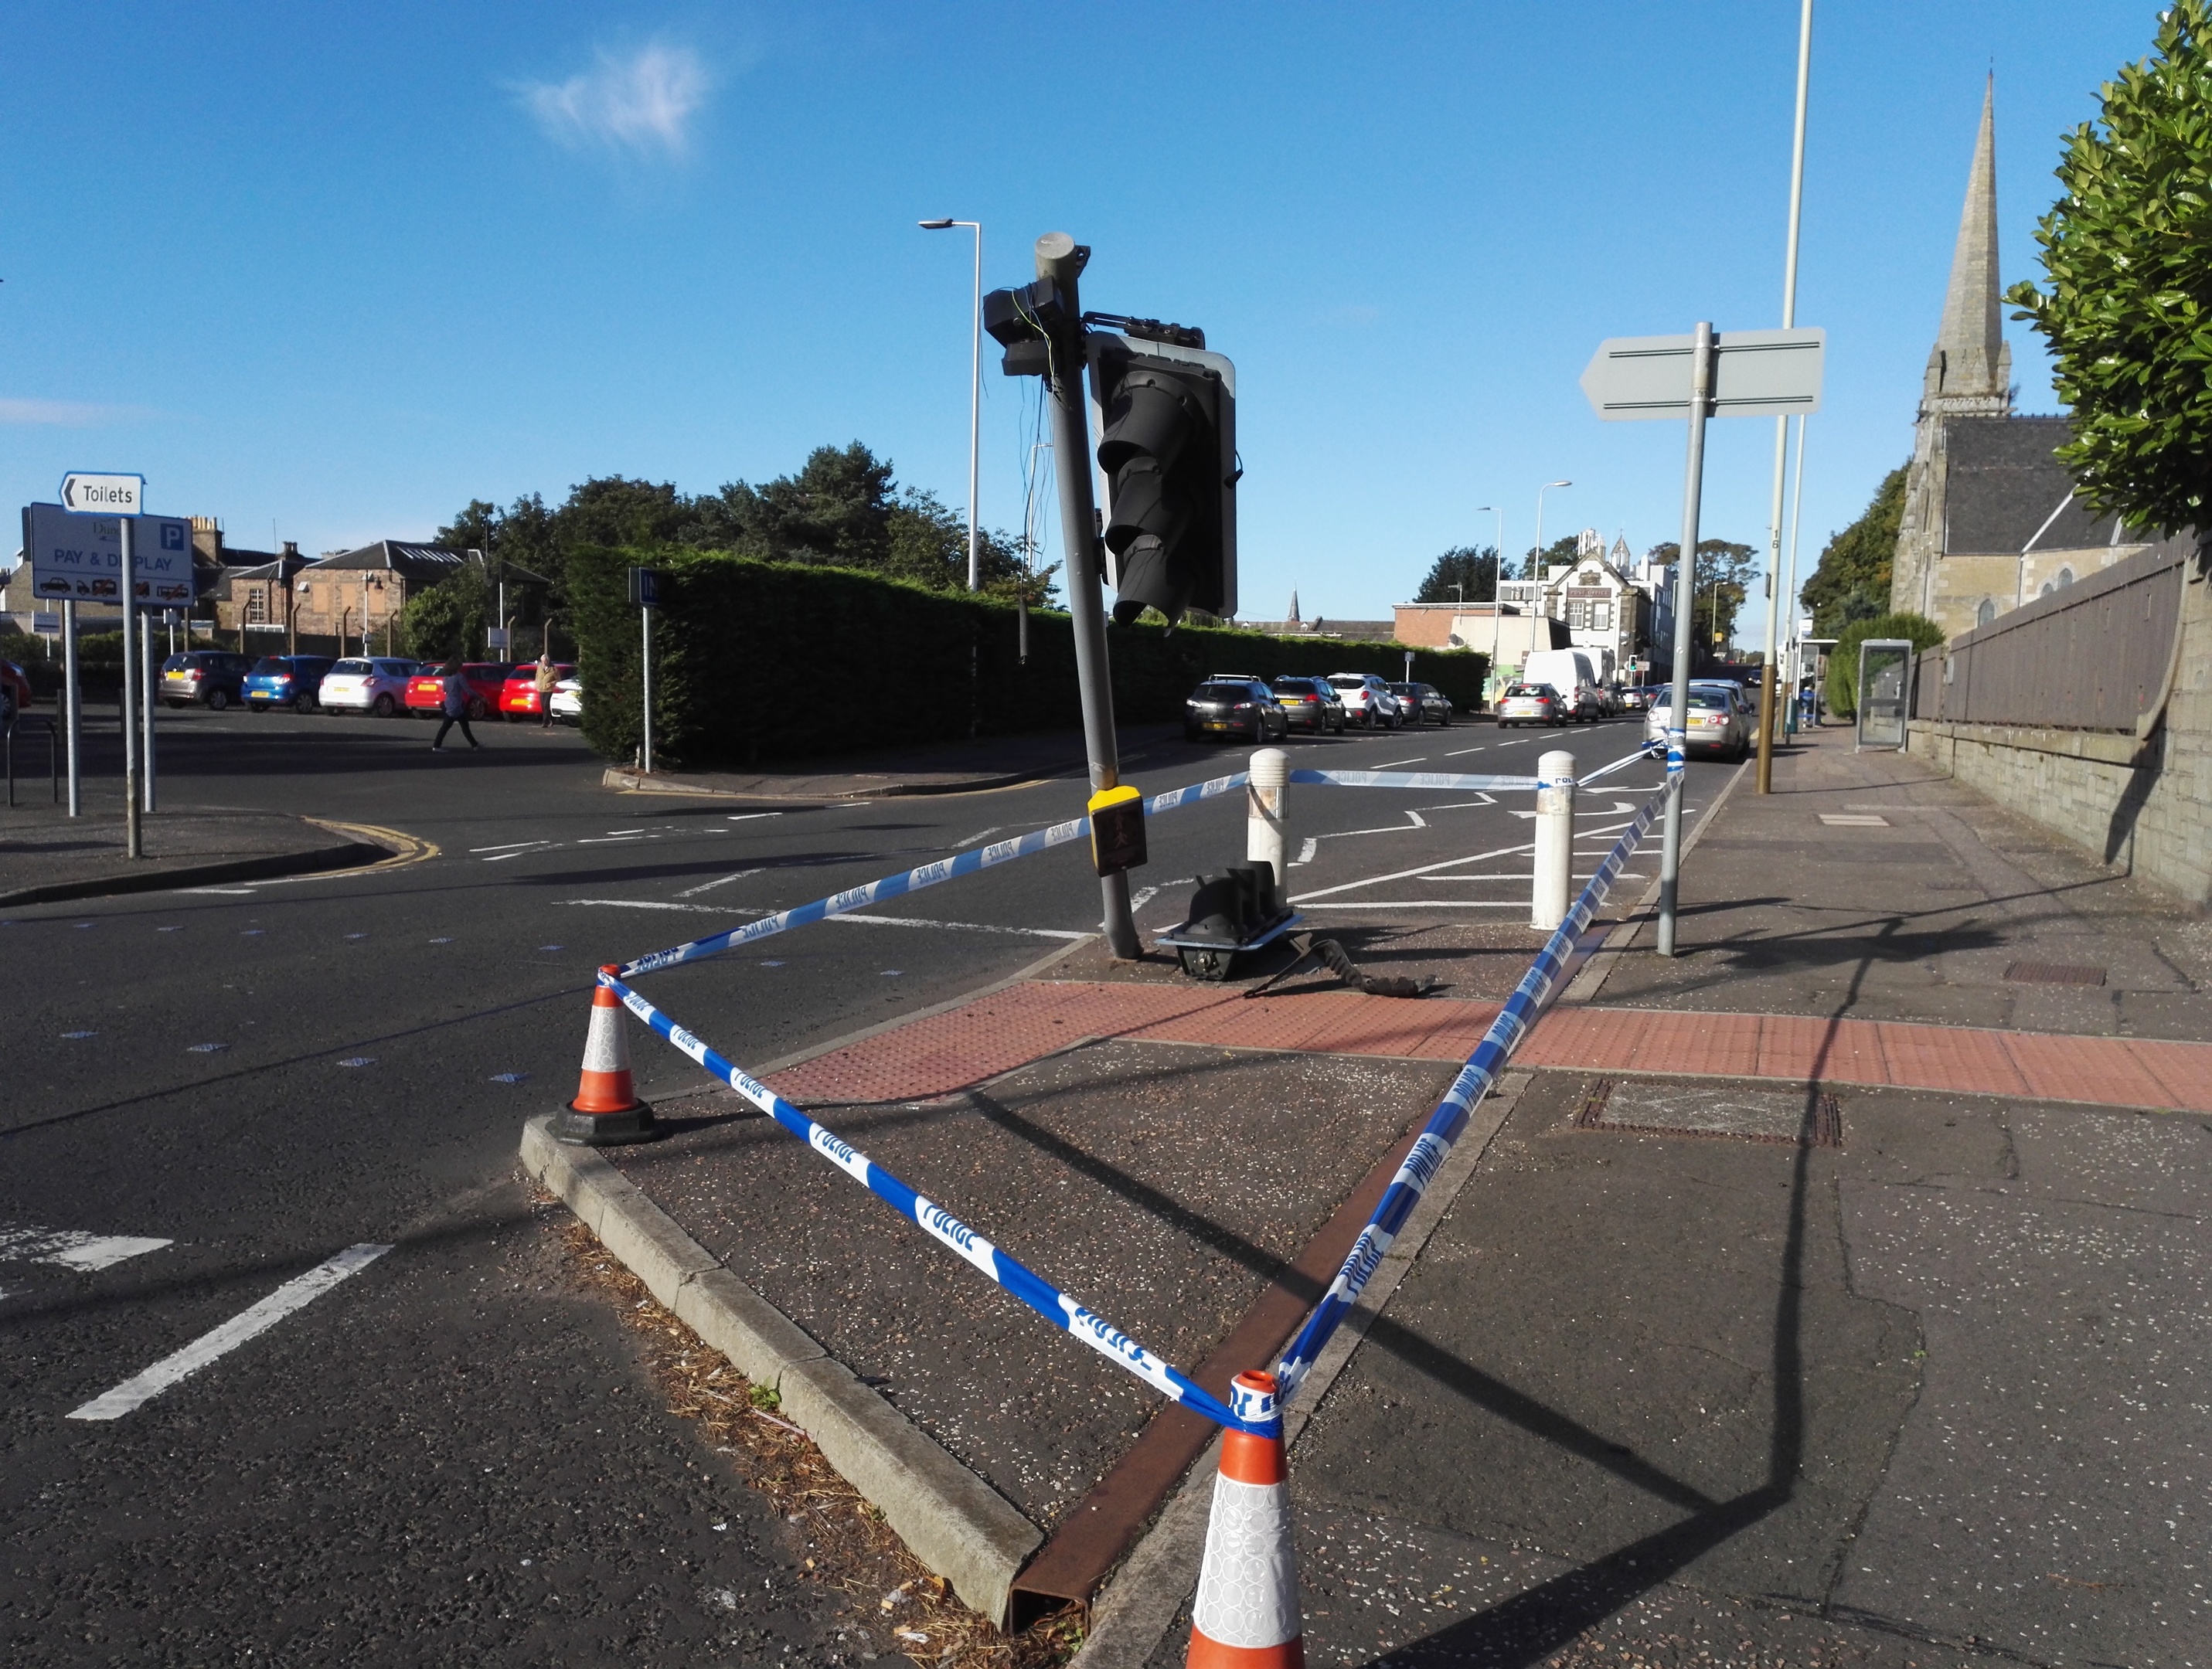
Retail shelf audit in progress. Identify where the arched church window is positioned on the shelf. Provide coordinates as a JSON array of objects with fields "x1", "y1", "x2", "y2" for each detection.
[
  {"x1": 1975, "y1": 597, "x2": 1998, "y2": 627},
  {"x1": 2055, "y1": 567, "x2": 2075, "y2": 589}
]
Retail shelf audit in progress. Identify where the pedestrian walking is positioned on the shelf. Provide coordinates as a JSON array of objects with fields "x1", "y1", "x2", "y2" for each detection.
[
  {"x1": 533, "y1": 650, "x2": 559, "y2": 731},
  {"x1": 430, "y1": 663, "x2": 482, "y2": 752}
]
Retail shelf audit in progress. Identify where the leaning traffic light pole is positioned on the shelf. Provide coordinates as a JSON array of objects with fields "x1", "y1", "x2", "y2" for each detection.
[
  {"x1": 985, "y1": 231, "x2": 1240, "y2": 960},
  {"x1": 1029, "y1": 233, "x2": 1141, "y2": 957}
]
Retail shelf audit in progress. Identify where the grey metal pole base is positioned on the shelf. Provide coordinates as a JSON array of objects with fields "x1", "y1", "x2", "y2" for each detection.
[
  {"x1": 1100, "y1": 869, "x2": 1139, "y2": 960},
  {"x1": 550, "y1": 1103, "x2": 659, "y2": 1147}
]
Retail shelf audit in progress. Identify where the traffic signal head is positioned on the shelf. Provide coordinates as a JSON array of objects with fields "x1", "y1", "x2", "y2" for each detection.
[{"x1": 1087, "y1": 331, "x2": 1237, "y2": 627}]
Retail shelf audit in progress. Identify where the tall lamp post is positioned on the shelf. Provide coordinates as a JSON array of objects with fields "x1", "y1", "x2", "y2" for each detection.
[
  {"x1": 1474, "y1": 503, "x2": 1506, "y2": 702},
  {"x1": 1755, "y1": 0, "x2": 1816, "y2": 791},
  {"x1": 919, "y1": 219, "x2": 983, "y2": 590},
  {"x1": 1532, "y1": 480, "x2": 1571, "y2": 584}
]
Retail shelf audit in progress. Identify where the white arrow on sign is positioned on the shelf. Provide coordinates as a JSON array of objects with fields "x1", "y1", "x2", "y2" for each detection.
[
  {"x1": 1580, "y1": 328, "x2": 1823, "y2": 421},
  {"x1": 60, "y1": 471, "x2": 144, "y2": 515}
]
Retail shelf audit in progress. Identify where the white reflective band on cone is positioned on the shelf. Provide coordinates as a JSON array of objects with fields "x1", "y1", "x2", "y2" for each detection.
[
  {"x1": 1191, "y1": 1475, "x2": 1301, "y2": 1650},
  {"x1": 580, "y1": 998, "x2": 628, "y2": 1072}
]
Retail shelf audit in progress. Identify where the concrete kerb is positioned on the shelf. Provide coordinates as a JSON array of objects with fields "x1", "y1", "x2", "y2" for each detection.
[
  {"x1": 602, "y1": 766, "x2": 1052, "y2": 801},
  {"x1": 1070, "y1": 1069, "x2": 1535, "y2": 1669},
  {"x1": 517, "y1": 1113, "x2": 1044, "y2": 1627}
]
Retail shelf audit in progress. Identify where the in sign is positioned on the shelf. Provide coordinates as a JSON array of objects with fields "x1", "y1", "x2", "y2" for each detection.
[{"x1": 60, "y1": 472, "x2": 145, "y2": 515}]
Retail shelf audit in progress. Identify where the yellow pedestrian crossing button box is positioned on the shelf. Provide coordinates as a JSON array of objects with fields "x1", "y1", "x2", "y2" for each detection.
[{"x1": 1087, "y1": 784, "x2": 1147, "y2": 878}]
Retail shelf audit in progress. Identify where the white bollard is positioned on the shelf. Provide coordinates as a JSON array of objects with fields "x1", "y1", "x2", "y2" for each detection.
[
  {"x1": 1247, "y1": 747, "x2": 1289, "y2": 889},
  {"x1": 1532, "y1": 750, "x2": 1575, "y2": 931}
]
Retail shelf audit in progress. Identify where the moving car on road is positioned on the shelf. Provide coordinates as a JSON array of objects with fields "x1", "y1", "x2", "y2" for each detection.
[
  {"x1": 1643, "y1": 682, "x2": 1751, "y2": 760},
  {"x1": 406, "y1": 663, "x2": 512, "y2": 721},
  {"x1": 1269, "y1": 676, "x2": 1346, "y2": 734},
  {"x1": 158, "y1": 651, "x2": 255, "y2": 711},
  {"x1": 499, "y1": 665, "x2": 576, "y2": 722},
  {"x1": 1185, "y1": 679, "x2": 1288, "y2": 743},
  {"x1": 1389, "y1": 682, "x2": 1453, "y2": 726},
  {"x1": 244, "y1": 655, "x2": 335, "y2": 712},
  {"x1": 1326, "y1": 672, "x2": 1402, "y2": 729},
  {"x1": 1495, "y1": 682, "x2": 1561, "y2": 727},
  {"x1": 316, "y1": 658, "x2": 420, "y2": 717}
]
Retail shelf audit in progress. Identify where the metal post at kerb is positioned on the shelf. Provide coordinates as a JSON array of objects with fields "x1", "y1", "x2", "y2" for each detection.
[
  {"x1": 1036, "y1": 230, "x2": 1140, "y2": 959},
  {"x1": 640, "y1": 604, "x2": 653, "y2": 776},
  {"x1": 140, "y1": 606, "x2": 157, "y2": 814},
  {"x1": 63, "y1": 599, "x2": 81, "y2": 818},
  {"x1": 1656, "y1": 324, "x2": 1714, "y2": 957},
  {"x1": 1247, "y1": 747, "x2": 1289, "y2": 885},
  {"x1": 1532, "y1": 750, "x2": 1575, "y2": 931},
  {"x1": 119, "y1": 518, "x2": 141, "y2": 859}
]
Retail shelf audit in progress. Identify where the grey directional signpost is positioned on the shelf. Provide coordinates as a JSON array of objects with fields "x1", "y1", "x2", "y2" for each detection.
[
  {"x1": 1581, "y1": 325, "x2": 1824, "y2": 955},
  {"x1": 57, "y1": 474, "x2": 151, "y2": 848}
]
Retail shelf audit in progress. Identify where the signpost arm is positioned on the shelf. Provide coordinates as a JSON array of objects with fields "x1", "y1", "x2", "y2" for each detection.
[
  {"x1": 1656, "y1": 323, "x2": 1713, "y2": 957},
  {"x1": 63, "y1": 600, "x2": 80, "y2": 818},
  {"x1": 120, "y1": 518, "x2": 141, "y2": 859}
]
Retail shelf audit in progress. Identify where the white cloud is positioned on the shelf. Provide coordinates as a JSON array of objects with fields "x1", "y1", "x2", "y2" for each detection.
[
  {"x1": 517, "y1": 42, "x2": 711, "y2": 157},
  {"x1": 0, "y1": 397, "x2": 152, "y2": 426}
]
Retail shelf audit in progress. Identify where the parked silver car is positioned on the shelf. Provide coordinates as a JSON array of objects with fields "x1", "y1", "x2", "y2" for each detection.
[
  {"x1": 317, "y1": 657, "x2": 422, "y2": 717},
  {"x1": 1327, "y1": 672, "x2": 1403, "y2": 729},
  {"x1": 1644, "y1": 682, "x2": 1751, "y2": 760}
]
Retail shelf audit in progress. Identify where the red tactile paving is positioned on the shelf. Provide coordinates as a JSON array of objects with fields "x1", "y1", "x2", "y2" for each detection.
[
  {"x1": 761, "y1": 978, "x2": 2212, "y2": 1114},
  {"x1": 2002, "y1": 1032, "x2": 2185, "y2": 1111}
]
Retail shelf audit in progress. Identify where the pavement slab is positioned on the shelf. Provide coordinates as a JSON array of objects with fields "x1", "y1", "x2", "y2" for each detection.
[{"x1": 610, "y1": 1042, "x2": 1456, "y2": 1534}]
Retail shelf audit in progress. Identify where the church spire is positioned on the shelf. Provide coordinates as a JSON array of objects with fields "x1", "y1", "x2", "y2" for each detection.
[{"x1": 1923, "y1": 76, "x2": 2013, "y2": 416}]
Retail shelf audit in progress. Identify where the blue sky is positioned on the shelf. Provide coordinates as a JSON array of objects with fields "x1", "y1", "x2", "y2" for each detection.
[{"x1": 0, "y1": 2, "x2": 2169, "y2": 632}]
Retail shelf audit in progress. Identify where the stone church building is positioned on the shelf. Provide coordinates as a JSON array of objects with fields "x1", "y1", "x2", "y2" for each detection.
[{"x1": 1891, "y1": 82, "x2": 2182, "y2": 636}]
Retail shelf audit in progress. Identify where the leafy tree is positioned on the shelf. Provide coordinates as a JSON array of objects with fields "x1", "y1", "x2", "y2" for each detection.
[
  {"x1": 2007, "y1": 0, "x2": 2212, "y2": 535},
  {"x1": 1826, "y1": 611, "x2": 1945, "y2": 717},
  {"x1": 1647, "y1": 539, "x2": 1758, "y2": 662},
  {"x1": 1414, "y1": 546, "x2": 1500, "y2": 604},
  {"x1": 396, "y1": 561, "x2": 491, "y2": 662},
  {"x1": 1799, "y1": 464, "x2": 1907, "y2": 638},
  {"x1": 1523, "y1": 535, "x2": 1580, "y2": 580}
]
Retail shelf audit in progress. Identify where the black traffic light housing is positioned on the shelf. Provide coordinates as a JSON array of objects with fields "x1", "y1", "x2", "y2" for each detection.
[{"x1": 1086, "y1": 329, "x2": 1237, "y2": 627}]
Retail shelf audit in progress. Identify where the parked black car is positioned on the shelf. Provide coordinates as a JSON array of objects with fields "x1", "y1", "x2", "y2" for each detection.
[
  {"x1": 1185, "y1": 678, "x2": 1288, "y2": 743},
  {"x1": 244, "y1": 654, "x2": 336, "y2": 712},
  {"x1": 1269, "y1": 676, "x2": 1346, "y2": 734},
  {"x1": 1388, "y1": 682, "x2": 1454, "y2": 726},
  {"x1": 158, "y1": 651, "x2": 255, "y2": 711}
]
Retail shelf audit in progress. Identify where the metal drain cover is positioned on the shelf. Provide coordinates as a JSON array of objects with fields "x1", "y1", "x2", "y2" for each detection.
[
  {"x1": 1576, "y1": 1080, "x2": 1842, "y2": 1147},
  {"x1": 2003, "y1": 961, "x2": 2107, "y2": 986}
]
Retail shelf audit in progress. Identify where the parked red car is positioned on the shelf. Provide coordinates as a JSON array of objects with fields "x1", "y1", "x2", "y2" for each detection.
[
  {"x1": 404, "y1": 663, "x2": 513, "y2": 721},
  {"x1": 499, "y1": 664, "x2": 576, "y2": 722},
  {"x1": 2, "y1": 660, "x2": 32, "y2": 719}
]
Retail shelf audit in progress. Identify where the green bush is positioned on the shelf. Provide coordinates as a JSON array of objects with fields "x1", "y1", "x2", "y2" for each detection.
[
  {"x1": 1826, "y1": 612, "x2": 1944, "y2": 718},
  {"x1": 565, "y1": 546, "x2": 1487, "y2": 769}
]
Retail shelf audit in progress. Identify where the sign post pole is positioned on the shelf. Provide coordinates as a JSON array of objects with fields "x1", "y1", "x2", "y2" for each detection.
[
  {"x1": 140, "y1": 603, "x2": 157, "y2": 814},
  {"x1": 1654, "y1": 325, "x2": 1713, "y2": 957},
  {"x1": 62, "y1": 599, "x2": 80, "y2": 818},
  {"x1": 641, "y1": 603, "x2": 652, "y2": 776},
  {"x1": 119, "y1": 516, "x2": 141, "y2": 858}
]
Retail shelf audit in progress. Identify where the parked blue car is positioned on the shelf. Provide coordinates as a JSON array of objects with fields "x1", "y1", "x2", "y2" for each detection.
[{"x1": 245, "y1": 654, "x2": 335, "y2": 712}]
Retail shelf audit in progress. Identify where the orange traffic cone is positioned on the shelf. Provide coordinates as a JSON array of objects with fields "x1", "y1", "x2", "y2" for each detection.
[
  {"x1": 1188, "y1": 1371, "x2": 1304, "y2": 1668},
  {"x1": 550, "y1": 967, "x2": 655, "y2": 1146}
]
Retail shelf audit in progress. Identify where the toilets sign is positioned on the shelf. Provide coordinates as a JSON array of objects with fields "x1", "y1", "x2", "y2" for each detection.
[{"x1": 60, "y1": 471, "x2": 144, "y2": 515}]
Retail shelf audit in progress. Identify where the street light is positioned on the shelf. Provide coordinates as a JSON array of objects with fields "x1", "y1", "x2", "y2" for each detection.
[
  {"x1": 1474, "y1": 503, "x2": 1506, "y2": 702},
  {"x1": 920, "y1": 219, "x2": 983, "y2": 590},
  {"x1": 1532, "y1": 481, "x2": 1571, "y2": 583}
]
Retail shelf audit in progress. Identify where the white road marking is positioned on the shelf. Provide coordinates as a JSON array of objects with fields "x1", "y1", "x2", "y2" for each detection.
[
  {"x1": 605, "y1": 828, "x2": 647, "y2": 835},
  {"x1": 727, "y1": 812, "x2": 784, "y2": 822},
  {"x1": 182, "y1": 886, "x2": 257, "y2": 896},
  {"x1": 1289, "y1": 840, "x2": 1534, "y2": 902},
  {"x1": 1414, "y1": 796, "x2": 1496, "y2": 809},
  {"x1": 1372, "y1": 756, "x2": 1428, "y2": 769},
  {"x1": 469, "y1": 841, "x2": 550, "y2": 854},
  {"x1": 829, "y1": 914, "x2": 1091, "y2": 940},
  {"x1": 562, "y1": 899, "x2": 766, "y2": 915},
  {"x1": 674, "y1": 868, "x2": 765, "y2": 899},
  {"x1": 577, "y1": 836, "x2": 648, "y2": 845},
  {"x1": 1298, "y1": 900, "x2": 1526, "y2": 909},
  {"x1": 1291, "y1": 838, "x2": 1319, "y2": 867},
  {"x1": 1444, "y1": 745, "x2": 1488, "y2": 757},
  {"x1": 1129, "y1": 885, "x2": 1161, "y2": 913},
  {"x1": 0, "y1": 1225, "x2": 173, "y2": 1273},
  {"x1": 1494, "y1": 737, "x2": 1533, "y2": 746},
  {"x1": 68, "y1": 1243, "x2": 392, "y2": 1421},
  {"x1": 949, "y1": 827, "x2": 1005, "y2": 850}
]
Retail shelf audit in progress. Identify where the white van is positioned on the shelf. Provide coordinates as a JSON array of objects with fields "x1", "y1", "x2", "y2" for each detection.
[{"x1": 1519, "y1": 649, "x2": 1605, "y2": 722}]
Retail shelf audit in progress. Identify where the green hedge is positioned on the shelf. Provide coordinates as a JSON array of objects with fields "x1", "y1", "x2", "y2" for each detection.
[
  {"x1": 1826, "y1": 612, "x2": 1945, "y2": 719},
  {"x1": 567, "y1": 546, "x2": 1487, "y2": 768}
]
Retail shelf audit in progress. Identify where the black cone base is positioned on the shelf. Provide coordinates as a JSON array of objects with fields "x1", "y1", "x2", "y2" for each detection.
[{"x1": 550, "y1": 1103, "x2": 658, "y2": 1146}]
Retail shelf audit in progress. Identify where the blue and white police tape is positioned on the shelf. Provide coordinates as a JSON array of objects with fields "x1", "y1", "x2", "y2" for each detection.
[
  {"x1": 597, "y1": 970, "x2": 1265, "y2": 1435},
  {"x1": 1573, "y1": 739, "x2": 1668, "y2": 788},
  {"x1": 1273, "y1": 774, "x2": 1673, "y2": 1402},
  {"x1": 1287, "y1": 770, "x2": 1537, "y2": 794},
  {"x1": 618, "y1": 770, "x2": 1252, "y2": 979}
]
